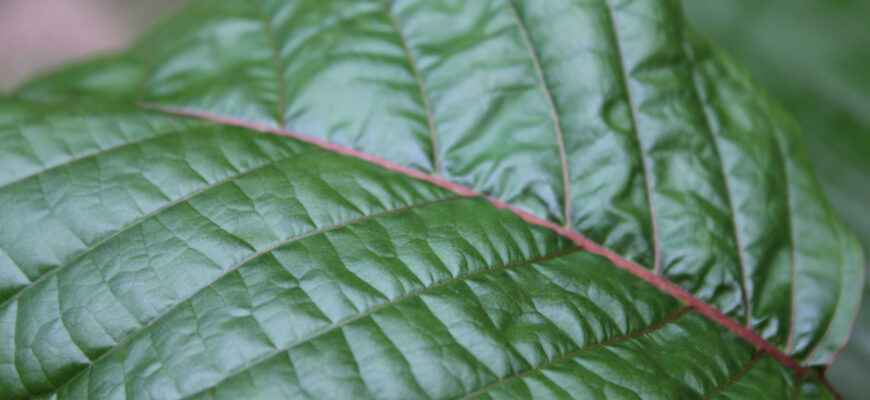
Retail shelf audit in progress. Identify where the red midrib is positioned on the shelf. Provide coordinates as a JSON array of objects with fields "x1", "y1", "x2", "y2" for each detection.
[{"x1": 139, "y1": 103, "x2": 836, "y2": 395}]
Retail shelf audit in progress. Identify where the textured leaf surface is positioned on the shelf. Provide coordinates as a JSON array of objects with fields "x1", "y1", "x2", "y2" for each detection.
[
  {"x1": 684, "y1": 1, "x2": 870, "y2": 397},
  {"x1": 0, "y1": 0, "x2": 863, "y2": 398},
  {"x1": 0, "y1": 103, "x2": 830, "y2": 400}
]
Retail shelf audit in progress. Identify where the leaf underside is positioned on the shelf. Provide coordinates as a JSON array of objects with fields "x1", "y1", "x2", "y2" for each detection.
[{"x1": 0, "y1": 0, "x2": 862, "y2": 399}]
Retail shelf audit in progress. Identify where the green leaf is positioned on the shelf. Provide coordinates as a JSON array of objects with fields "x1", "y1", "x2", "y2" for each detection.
[
  {"x1": 683, "y1": 0, "x2": 870, "y2": 397},
  {"x1": 1, "y1": 0, "x2": 861, "y2": 398}
]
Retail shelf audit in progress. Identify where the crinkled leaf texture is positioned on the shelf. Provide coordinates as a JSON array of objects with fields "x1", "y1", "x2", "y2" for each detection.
[
  {"x1": 683, "y1": 1, "x2": 870, "y2": 398},
  {"x1": 0, "y1": 0, "x2": 862, "y2": 399}
]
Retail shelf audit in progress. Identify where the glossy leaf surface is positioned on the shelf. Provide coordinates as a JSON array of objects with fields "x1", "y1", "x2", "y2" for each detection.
[
  {"x1": 0, "y1": 102, "x2": 835, "y2": 399},
  {"x1": 1, "y1": 0, "x2": 863, "y2": 398},
  {"x1": 684, "y1": 0, "x2": 870, "y2": 397}
]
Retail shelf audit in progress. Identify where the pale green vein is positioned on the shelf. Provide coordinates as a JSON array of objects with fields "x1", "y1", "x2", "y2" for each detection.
[
  {"x1": 32, "y1": 196, "x2": 465, "y2": 400},
  {"x1": 0, "y1": 149, "x2": 325, "y2": 310},
  {"x1": 181, "y1": 246, "x2": 582, "y2": 399}
]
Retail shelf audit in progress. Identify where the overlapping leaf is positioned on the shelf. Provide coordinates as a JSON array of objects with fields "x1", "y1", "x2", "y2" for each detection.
[{"x1": 0, "y1": 0, "x2": 862, "y2": 398}]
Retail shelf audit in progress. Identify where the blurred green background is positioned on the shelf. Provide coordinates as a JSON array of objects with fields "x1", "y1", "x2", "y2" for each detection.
[{"x1": 1, "y1": 0, "x2": 867, "y2": 397}]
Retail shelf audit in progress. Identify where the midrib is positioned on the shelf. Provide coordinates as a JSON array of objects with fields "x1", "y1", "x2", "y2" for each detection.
[{"x1": 138, "y1": 102, "x2": 826, "y2": 388}]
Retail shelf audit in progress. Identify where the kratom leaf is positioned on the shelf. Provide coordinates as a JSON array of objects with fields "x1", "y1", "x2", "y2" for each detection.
[
  {"x1": 683, "y1": 0, "x2": 870, "y2": 397},
  {"x1": 0, "y1": 0, "x2": 862, "y2": 398}
]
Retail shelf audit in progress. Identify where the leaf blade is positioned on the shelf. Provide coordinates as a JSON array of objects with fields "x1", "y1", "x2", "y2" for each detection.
[{"x1": 2, "y1": 0, "x2": 862, "y2": 397}]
